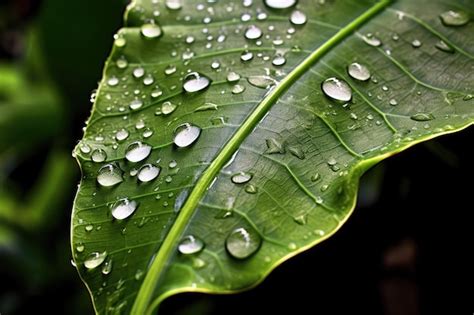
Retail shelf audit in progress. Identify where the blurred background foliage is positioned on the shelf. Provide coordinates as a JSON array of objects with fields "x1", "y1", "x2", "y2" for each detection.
[{"x1": 0, "y1": 1, "x2": 472, "y2": 314}]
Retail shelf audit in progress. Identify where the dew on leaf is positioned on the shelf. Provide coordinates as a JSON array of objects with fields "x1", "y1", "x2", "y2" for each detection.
[
  {"x1": 248, "y1": 76, "x2": 276, "y2": 89},
  {"x1": 137, "y1": 164, "x2": 160, "y2": 182},
  {"x1": 91, "y1": 149, "x2": 107, "y2": 163},
  {"x1": 288, "y1": 146, "x2": 305, "y2": 159},
  {"x1": 183, "y1": 72, "x2": 211, "y2": 93},
  {"x1": 129, "y1": 99, "x2": 143, "y2": 110},
  {"x1": 231, "y1": 172, "x2": 253, "y2": 184},
  {"x1": 240, "y1": 51, "x2": 254, "y2": 62},
  {"x1": 227, "y1": 71, "x2": 241, "y2": 82},
  {"x1": 245, "y1": 184, "x2": 258, "y2": 194},
  {"x1": 107, "y1": 76, "x2": 119, "y2": 87},
  {"x1": 266, "y1": 138, "x2": 285, "y2": 154},
  {"x1": 439, "y1": 10, "x2": 470, "y2": 27},
  {"x1": 173, "y1": 123, "x2": 201, "y2": 148},
  {"x1": 322, "y1": 78, "x2": 352, "y2": 102},
  {"x1": 125, "y1": 141, "x2": 152, "y2": 162},
  {"x1": 111, "y1": 198, "x2": 138, "y2": 220},
  {"x1": 101, "y1": 259, "x2": 113, "y2": 275},
  {"x1": 362, "y1": 34, "x2": 382, "y2": 47},
  {"x1": 178, "y1": 235, "x2": 204, "y2": 255},
  {"x1": 161, "y1": 101, "x2": 177, "y2": 115},
  {"x1": 264, "y1": 0, "x2": 297, "y2": 9},
  {"x1": 226, "y1": 227, "x2": 261, "y2": 259},
  {"x1": 133, "y1": 67, "x2": 145, "y2": 78},
  {"x1": 290, "y1": 10, "x2": 307, "y2": 25},
  {"x1": 272, "y1": 54, "x2": 286, "y2": 66},
  {"x1": 244, "y1": 25, "x2": 263, "y2": 39},
  {"x1": 84, "y1": 251, "x2": 108, "y2": 269},
  {"x1": 411, "y1": 39, "x2": 422, "y2": 48},
  {"x1": 232, "y1": 84, "x2": 246, "y2": 94},
  {"x1": 347, "y1": 63, "x2": 371, "y2": 81},
  {"x1": 410, "y1": 113, "x2": 434, "y2": 121},
  {"x1": 435, "y1": 40, "x2": 454, "y2": 53},
  {"x1": 97, "y1": 163, "x2": 123, "y2": 187},
  {"x1": 140, "y1": 23, "x2": 163, "y2": 39}
]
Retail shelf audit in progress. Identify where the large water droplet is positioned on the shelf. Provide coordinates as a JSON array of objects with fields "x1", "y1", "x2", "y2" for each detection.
[
  {"x1": 125, "y1": 141, "x2": 152, "y2": 163},
  {"x1": 173, "y1": 123, "x2": 201, "y2": 148},
  {"x1": 129, "y1": 99, "x2": 143, "y2": 110},
  {"x1": 347, "y1": 63, "x2": 371, "y2": 81},
  {"x1": 322, "y1": 78, "x2": 352, "y2": 102},
  {"x1": 115, "y1": 129, "x2": 129, "y2": 142},
  {"x1": 231, "y1": 172, "x2": 252, "y2": 184},
  {"x1": 183, "y1": 72, "x2": 211, "y2": 93},
  {"x1": 247, "y1": 76, "x2": 276, "y2": 89},
  {"x1": 84, "y1": 251, "x2": 108, "y2": 269},
  {"x1": 137, "y1": 164, "x2": 160, "y2": 182},
  {"x1": 141, "y1": 23, "x2": 163, "y2": 39},
  {"x1": 107, "y1": 76, "x2": 119, "y2": 87},
  {"x1": 410, "y1": 113, "x2": 434, "y2": 121},
  {"x1": 166, "y1": 0, "x2": 182, "y2": 10},
  {"x1": 264, "y1": 0, "x2": 297, "y2": 9},
  {"x1": 178, "y1": 235, "x2": 204, "y2": 255},
  {"x1": 226, "y1": 227, "x2": 261, "y2": 259},
  {"x1": 244, "y1": 25, "x2": 263, "y2": 39},
  {"x1": 111, "y1": 198, "x2": 139, "y2": 220},
  {"x1": 97, "y1": 164, "x2": 123, "y2": 187},
  {"x1": 290, "y1": 10, "x2": 307, "y2": 25},
  {"x1": 439, "y1": 10, "x2": 470, "y2": 27},
  {"x1": 91, "y1": 149, "x2": 107, "y2": 163}
]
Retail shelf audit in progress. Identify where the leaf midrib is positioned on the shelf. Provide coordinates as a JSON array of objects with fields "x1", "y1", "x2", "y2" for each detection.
[{"x1": 130, "y1": 1, "x2": 393, "y2": 314}]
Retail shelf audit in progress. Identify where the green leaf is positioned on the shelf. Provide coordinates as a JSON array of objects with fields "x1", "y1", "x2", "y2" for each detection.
[{"x1": 71, "y1": 0, "x2": 474, "y2": 313}]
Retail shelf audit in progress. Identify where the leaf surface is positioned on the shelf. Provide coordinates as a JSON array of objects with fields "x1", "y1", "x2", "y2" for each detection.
[{"x1": 71, "y1": 0, "x2": 474, "y2": 313}]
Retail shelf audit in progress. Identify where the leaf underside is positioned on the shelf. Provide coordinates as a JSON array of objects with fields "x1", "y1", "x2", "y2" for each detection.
[{"x1": 71, "y1": 0, "x2": 474, "y2": 314}]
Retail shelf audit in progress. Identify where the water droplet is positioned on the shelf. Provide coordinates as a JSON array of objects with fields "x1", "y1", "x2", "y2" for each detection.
[
  {"x1": 116, "y1": 56, "x2": 128, "y2": 69},
  {"x1": 178, "y1": 235, "x2": 204, "y2": 255},
  {"x1": 143, "y1": 74, "x2": 154, "y2": 86},
  {"x1": 161, "y1": 101, "x2": 177, "y2": 115},
  {"x1": 84, "y1": 251, "x2": 107, "y2": 269},
  {"x1": 141, "y1": 23, "x2": 163, "y2": 39},
  {"x1": 166, "y1": 0, "x2": 182, "y2": 10},
  {"x1": 76, "y1": 244, "x2": 85, "y2": 252},
  {"x1": 137, "y1": 164, "x2": 160, "y2": 182},
  {"x1": 125, "y1": 141, "x2": 152, "y2": 163},
  {"x1": 389, "y1": 99, "x2": 398, "y2": 106},
  {"x1": 165, "y1": 65, "x2": 177, "y2": 75},
  {"x1": 115, "y1": 129, "x2": 129, "y2": 142},
  {"x1": 244, "y1": 25, "x2": 263, "y2": 39},
  {"x1": 288, "y1": 146, "x2": 305, "y2": 159},
  {"x1": 129, "y1": 99, "x2": 143, "y2": 110},
  {"x1": 293, "y1": 213, "x2": 307, "y2": 225},
  {"x1": 143, "y1": 128, "x2": 153, "y2": 138},
  {"x1": 410, "y1": 113, "x2": 434, "y2": 121},
  {"x1": 85, "y1": 224, "x2": 93, "y2": 232},
  {"x1": 290, "y1": 10, "x2": 307, "y2": 25},
  {"x1": 227, "y1": 71, "x2": 241, "y2": 82},
  {"x1": 311, "y1": 173, "x2": 320, "y2": 182},
  {"x1": 272, "y1": 54, "x2": 286, "y2": 66},
  {"x1": 411, "y1": 39, "x2": 422, "y2": 48},
  {"x1": 322, "y1": 78, "x2": 352, "y2": 102},
  {"x1": 232, "y1": 84, "x2": 246, "y2": 94},
  {"x1": 264, "y1": 0, "x2": 296, "y2": 9},
  {"x1": 226, "y1": 227, "x2": 261, "y2": 259},
  {"x1": 97, "y1": 164, "x2": 123, "y2": 187},
  {"x1": 107, "y1": 76, "x2": 119, "y2": 87},
  {"x1": 111, "y1": 198, "x2": 139, "y2": 220},
  {"x1": 231, "y1": 172, "x2": 252, "y2": 184},
  {"x1": 347, "y1": 63, "x2": 371, "y2": 81},
  {"x1": 240, "y1": 51, "x2": 254, "y2": 62},
  {"x1": 135, "y1": 269, "x2": 144, "y2": 280},
  {"x1": 173, "y1": 123, "x2": 201, "y2": 148},
  {"x1": 133, "y1": 67, "x2": 145, "y2": 78},
  {"x1": 91, "y1": 149, "x2": 107, "y2": 163},
  {"x1": 288, "y1": 242, "x2": 297, "y2": 250},
  {"x1": 362, "y1": 35, "x2": 382, "y2": 47},
  {"x1": 114, "y1": 36, "x2": 127, "y2": 48},
  {"x1": 245, "y1": 184, "x2": 258, "y2": 194},
  {"x1": 439, "y1": 10, "x2": 470, "y2": 27},
  {"x1": 101, "y1": 259, "x2": 113, "y2": 275},
  {"x1": 183, "y1": 72, "x2": 211, "y2": 93},
  {"x1": 79, "y1": 143, "x2": 91, "y2": 154},
  {"x1": 266, "y1": 138, "x2": 285, "y2": 154},
  {"x1": 195, "y1": 103, "x2": 218, "y2": 112},
  {"x1": 435, "y1": 40, "x2": 454, "y2": 53},
  {"x1": 248, "y1": 76, "x2": 276, "y2": 89}
]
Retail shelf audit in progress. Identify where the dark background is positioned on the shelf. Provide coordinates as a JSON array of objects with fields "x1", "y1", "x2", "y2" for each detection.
[{"x1": 0, "y1": 1, "x2": 472, "y2": 314}]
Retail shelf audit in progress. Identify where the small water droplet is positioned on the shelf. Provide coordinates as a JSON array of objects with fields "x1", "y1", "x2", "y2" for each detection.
[
  {"x1": 288, "y1": 146, "x2": 305, "y2": 159},
  {"x1": 195, "y1": 102, "x2": 218, "y2": 112},
  {"x1": 76, "y1": 244, "x2": 85, "y2": 252},
  {"x1": 435, "y1": 40, "x2": 454, "y2": 53},
  {"x1": 311, "y1": 173, "x2": 320, "y2": 182},
  {"x1": 129, "y1": 99, "x2": 143, "y2": 110},
  {"x1": 389, "y1": 99, "x2": 398, "y2": 106},
  {"x1": 232, "y1": 84, "x2": 246, "y2": 94},
  {"x1": 227, "y1": 71, "x2": 241, "y2": 82},
  {"x1": 264, "y1": 0, "x2": 296, "y2": 9},
  {"x1": 133, "y1": 67, "x2": 145, "y2": 78},
  {"x1": 115, "y1": 129, "x2": 129, "y2": 142},
  {"x1": 101, "y1": 259, "x2": 113, "y2": 275},
  {"x1": 293, "y1": 213, "x2": 307, "y2": 225},
  {"x1": 183, "y1": 72, "x2": 211, "y2": 93},
  {"x1": 240, "y1": 51, "x2": 254, "y2": 62},
  {"x1": 231, "y1": 172, "x2": 252, "y2": 184},
  {"x1": 137, "y1": 164, "x2": 161, "y2": 182},
  {"x1": 165, "y1": 65, "x2": 177, "y2": 75},
  {"x1": 125, "y1": 141, "x2": 152, "y2": 162},
  {"x1": 107, "y1": 76, "x2": 119, "y2": 87},
  {"x1": 85, "y1": 225, "x2": 93, "y2": 232},
  {"x1": 225, "y1": 227, "x2": 261, "y2": 259},
  {"x1": 439, "y1": 10, "x2": 470, "y2": 27},
  {"x1": 322, "y1": 78, "x2": 352, "y2": 102},
  {"x1": 272, "y1": 54, "x2": 286, "y2": 66},
  {"x1": 173, "y1": 123, "x2": 201, "y2": 148},
  {"x1": 84, "y1": 251, "x2": 107, "y2": 269},
  {"x1": 362, "y1": 34, "x2": 382, "y2": 47},
  {"x1": 161, "y1": 101, "x2": 177, "y2": 115},
  {"x1": 245, "y1": 184, "x2": 258, "y2": 194},
  {"x1": 178, "y1": 235, "x2": 205, "y2": 255},
  {"x1": 410, "y1": 113, "x2": 434, "y2": 121},
  {"x1": 116, "y1": 56, "x2": 128, "y2": 69},
  {"x1": 266, "y1": 138, "x2": 285, "y2": 154},
  {"x1": 111, "y1": 198, "x2": 139, "y2": 220},
  {"x1": 91, "y1": 149, "x2": 107, "y2": 163},
  {"x1": 97, "y1": 163, "x2": 123, "y2": 187},
  {"x1": 135, "y1": 269, "x2": 144, "y2": 280},
  {"x1": 411, "y1": 39, "x2": 422, "y2": 48},
  {"x1": 347, "y1": 63, "x2": 371, "y2": 81},
  {"x1": 141, "y1": 23, "x2": 162, "y2": 39},
  {"x1": 248, "y1": 76, "x2": 276, "y2": 89},
  {"x1": 290, "y1": 10, "x2": 307, "y2": 25},
  {"x1": 244, "y1": 25, "x2": 263, "y2": 39}
]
